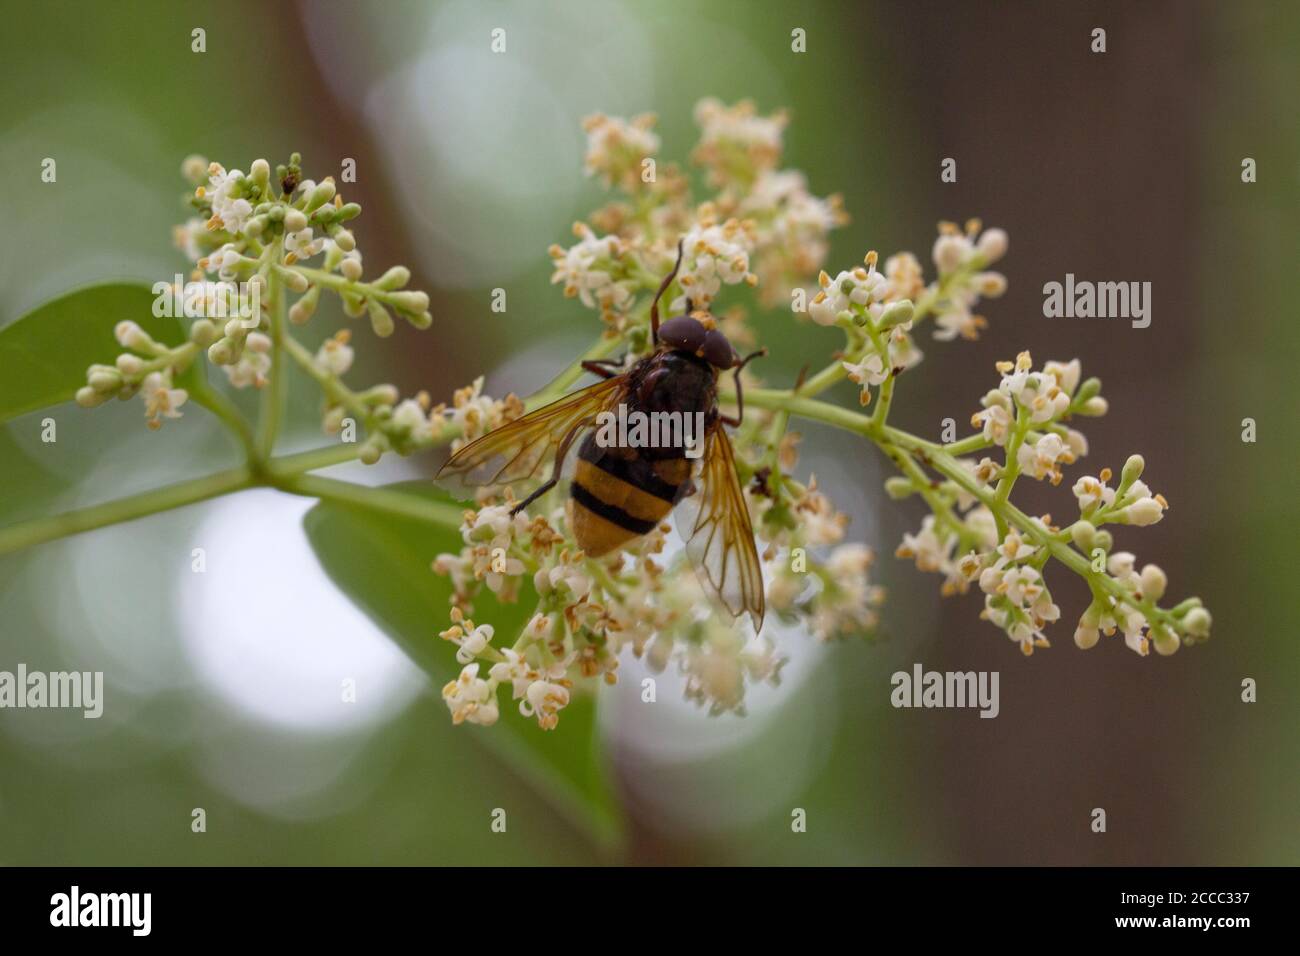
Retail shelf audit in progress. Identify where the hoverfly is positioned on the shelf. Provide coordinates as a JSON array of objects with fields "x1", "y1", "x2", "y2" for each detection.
[{"x1": 436, "y1": 240, "x2": 767, "y2": 630}]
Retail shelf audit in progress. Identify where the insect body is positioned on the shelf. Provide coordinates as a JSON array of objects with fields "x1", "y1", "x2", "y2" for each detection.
[{"x1": 437, "y1": 240, "x2": 767, "y2": 629}]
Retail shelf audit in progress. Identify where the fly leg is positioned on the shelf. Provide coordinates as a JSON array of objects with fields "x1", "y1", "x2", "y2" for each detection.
[
  {"x1": 581, "y1": 358, "x2": 624, "y2": 380},
  {"x1": 509, "y1": 423, "x2": 584, "y2": 516},
  {"x1": 720, "y1": 348, "x2": 768, "y2": 427}
]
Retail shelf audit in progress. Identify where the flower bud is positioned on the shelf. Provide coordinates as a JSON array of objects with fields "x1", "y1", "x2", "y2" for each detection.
[
  {"x1": 1079, "y1": 396, "x2": 1108, "y2": 416},
  {"x1": 115, "y1": 353, "x2": 144, "y2": 375},
  {"x1": 250, "y1": 158, "x2": 271, "y2": 186},
  {"x1": 245, "y1": 331, "x2": 273, "y2": 353},
  {"x1": 374, "y1": 266, "x2": 411, "y2": 291},
  {"x1": 336, "y1": 202, "x2": 362, "y2": 221},
  {"x1": 1120, "y1": 454, "x2": 1145, "y2": 488},
  {"x1": 284, "y1": 208, "x2": 308, "y2": 233},
  {"x1": 1183, "y1": 607, "x2": 1212, "y2": 639},
  {"x1": 976, "y1": 228, "x2": 1008, "y2": 264},
  {"x1": 275, "y1": 265, "x2": 309, "y2": 293},
  {"x1": 359, "y1": 440, "x2": 384, "y2": 465},
  {"x1": 76, "y1": 385, "x2": 107, "y2": 408},
  {"x1": 363, "y1": 384, "x2": 401, "y2": 406},
  {"x1": 878, "y1": 299, "x2": 914, "y2": 329},
  {"x1": 884, "y1": 476, "x2": 915, "y2": 500},
  {"x1": 114, "y1": 320, "x2": 154, "y2": 351},
  {"x1": 305, "y1": 179, "x2": 336, "y2": 213},
  {"x1": 88, "y1": 368, "x2": 123, "y2": 393},
  {"x1": 1068, "y1": 520, "x2": 1096, "y2": 551},
  {"x1": 367, "y1": 299, "x2": 395, "y2": 338},
  {"x1": 245, "y1": 215, "x2": 267, "y2": 237},
  {"x1": 1139, "y1": 564, "x2": 1167, "y2": 602},
  {"x1": 340, "y1": 256, "x2": 363, "y2": 281},
  {"x1": 289, "y1": 285, "x2": 320, "y2": 325},
  {"x1": 208, "y1": 338, "x2": 235, "y2": 365},
  {"x1": 1151, "y1": 626, "x2": 1180, "y2": 656},
  {"x1": 189, "y1": 318, "x2": 218, "y2": 346},
  {"x1": 933, "y1": 234, "x2": 967, "y2": 274},
  {"x1": 407, "y1": 310, "x2": 433, "y2": 330},
  {"x1": 389, "y1": 290, "x2": 430, "y2": 314},
  {"x1": 1093, "y1": 529, "x2": 1113, "y2": 552},
  {"x1": 331, "y1": 227, "x2": 356, "y2": 252},
  {"x1": 1073, "y1": 625, "x2": 1100, "y2": 650}
]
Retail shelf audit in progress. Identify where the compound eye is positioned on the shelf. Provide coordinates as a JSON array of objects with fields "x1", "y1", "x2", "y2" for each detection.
[
  {"x1": 658, "y1": 315, "x2": 707, "y2": 353},
  {"x1": 701, "y1": 329, "x2": 737, "y2": 369}
]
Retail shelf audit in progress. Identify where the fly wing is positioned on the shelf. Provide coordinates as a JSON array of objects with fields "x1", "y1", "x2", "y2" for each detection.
[
  {"x1": 675, "y1": 421, "x2": 766, "y2": 632},
  {"x1": 436, "y1": 377, "x2": 627, "y2": 493}
]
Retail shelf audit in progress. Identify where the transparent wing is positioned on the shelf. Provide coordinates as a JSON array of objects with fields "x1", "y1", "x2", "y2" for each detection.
[
  {"x1": 436, "y1": 377, "x2": 627, "y2": 492},
  {"x1": 676, "y1": 422, "x2": 766, "y2": 632}
]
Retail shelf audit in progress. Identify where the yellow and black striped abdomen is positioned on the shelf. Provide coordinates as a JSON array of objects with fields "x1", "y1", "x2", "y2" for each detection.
[{"x1": 568, "y1": 438, "x2": 691, "y2": 556}]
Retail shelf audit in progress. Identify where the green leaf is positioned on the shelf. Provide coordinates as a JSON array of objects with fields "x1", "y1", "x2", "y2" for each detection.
[
  {"x1": 303, "y1": 481, "x2": 624, "y2": 853},
  {"x1": 0, "y1": 282, "x2": 191, "y2": 424}
]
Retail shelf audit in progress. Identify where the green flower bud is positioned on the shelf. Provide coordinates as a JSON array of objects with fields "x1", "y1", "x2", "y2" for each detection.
[
  {"x1": 1068, "y1": 520, "x2": 1096, "y2": 551},
  {"x1": 267, "y1": 205, "x2": 286, "y2": 223},
  {"x1": 288, "y1": 285, "x2": 321, "y2": 325},
  {"x1": 878, "y1": 299, "x2": 914, "y2": 330},
  {"x1": 208, "y1": 338, "x2": 235, "y2": 365},
  {"x1": 336, "y1": 202, "x2": 362, "y2": 221},
  {"x1": 89, "y1": 368, "x2": 123, "y2": 393},
  {"x1": 250, "y1": 158, "x2": 271, "y2": 186},
  {"x1": 406, "y1": 310, "x2": 433, "y2": 330},
  {"x1": 374, "y1": 266, "x2": 411, "y2": 291},
  {"x1": 330, "y1": 227, "x2": 356, "y2": 252},
  {"x1": 359, "y1": 440, "x2": 384, "y2": 465},
  {"x1": 283, "y1": 208, "x2": 308, "y2": 233},
  {"x1": 76, "y1": 385, "x2": 107, "y2": 407},
  {"x1": 189, "y1": 318, "x2": 218, "y2": 346},
  {"x1": 1152, "y1": 626, "x2": 1180, "y2": 656},
  {"x1": 1120, "y1": 454, "x2": 1145, "y2": 489},
  {"x1": 1093, "y1": 529, "x2": 1113, "y2": 552},
  {"x1": 389, "y1": 290, "x2": 429, "y2": 314},
  {"x1": 367, "y1": 298, "x2": 395, "y2": 338},
  {"x1": 340, "y1": 256, "x2": 363, "y2": 281},
  {"x1": 305, "y1": 179, "x2": 336, "y2": 213},
  {"x1": 275, "y1": 265, "x2": 309, "y2": 293},
  {"x1": 884, "y1": 476, "x2": 914, "y2": 500},
  {"x1": 1182, "y1": 607, "x2": 1212, "y2": 639}
]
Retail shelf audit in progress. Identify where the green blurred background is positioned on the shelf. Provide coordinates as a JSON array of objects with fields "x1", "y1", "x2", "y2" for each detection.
[{"x1": 1, "y1": 0, "x2": 1296, "y2": 865}]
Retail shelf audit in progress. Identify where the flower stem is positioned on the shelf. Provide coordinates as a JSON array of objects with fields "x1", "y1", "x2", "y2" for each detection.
[
  {"x1": 0, "y1": 466, "x2": 253, "y2": 557},
  {"x1": 257, "y1": 244, "x2": 287, "y2": 459},
  {"x1": 274, "y1": 473, "x2": 465, "y2": 527}
]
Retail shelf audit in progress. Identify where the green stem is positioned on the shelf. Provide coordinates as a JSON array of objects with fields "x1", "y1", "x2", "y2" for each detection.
[
  {"x1": 189, "y1": 378, "x2": 257, "y2": 460},
  {"x1": 257, "y1": 243, "x2": 287, "y2": 459},
  {"x1": 274, "y1": 473, "x2": 465, "y2": 527},
  {"x1": 0, "y1": 467, "x2": 253, "y2": 557}
]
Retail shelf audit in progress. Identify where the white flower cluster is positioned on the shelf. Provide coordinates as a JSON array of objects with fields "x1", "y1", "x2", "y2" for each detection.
[
  {"x1": 582, "y1": 112, "x2": 661, "y2": 191},
  {"x1": 929, "y1": 220, "x2": 1008, "y2": 342}
]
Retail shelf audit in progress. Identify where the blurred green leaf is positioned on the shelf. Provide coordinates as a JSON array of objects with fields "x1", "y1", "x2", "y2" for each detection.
[
  {"x1": 303, "y1": 481, "x2": 624, "y2": 852},
  {"x1": 0, "y1": 283, "x2": 191, "y2": 424}
]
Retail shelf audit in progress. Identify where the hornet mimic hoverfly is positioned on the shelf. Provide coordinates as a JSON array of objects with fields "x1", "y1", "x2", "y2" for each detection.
[{"x1": 436, "y1": 240, "x2": 768, "y2": 631}]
